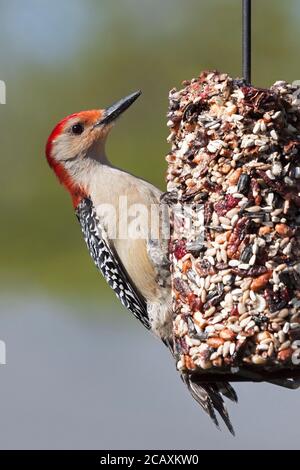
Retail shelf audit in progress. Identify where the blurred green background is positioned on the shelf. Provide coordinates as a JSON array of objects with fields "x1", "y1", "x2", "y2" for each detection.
[{"x1": 1, "y1": 0, "x2": 300, "y2": 301}]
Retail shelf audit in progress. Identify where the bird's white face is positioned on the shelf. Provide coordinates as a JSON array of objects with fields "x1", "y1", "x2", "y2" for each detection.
[
  {"x1": 47, "y1": 110, "x2": 109, "y2": 165},
  {"x1": 47, "y1": 91, "x2": 141, "y2": 167}
]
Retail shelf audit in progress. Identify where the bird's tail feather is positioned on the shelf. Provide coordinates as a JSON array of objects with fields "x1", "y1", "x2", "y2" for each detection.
[
  {"x1": 182, "y1": 374, "x2": 236, "y2": 436},
  {"x1": 216, "y1": 382, "x2": 238, "y2": 403},
  {"x1": 163, "y1": 338, "x2": 237, "y2": 434}
]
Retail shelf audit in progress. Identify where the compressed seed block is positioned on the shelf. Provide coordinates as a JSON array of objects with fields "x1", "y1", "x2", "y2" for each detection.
[{"x1": 166, "y1": 71, "x2": 300, "y2": 375}]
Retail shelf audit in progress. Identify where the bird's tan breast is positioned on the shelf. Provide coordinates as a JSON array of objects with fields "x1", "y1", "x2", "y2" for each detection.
[
  {"x1": 113, "y1": 237, "x2": 159, "y2": 301},
  {"x1": 89, "y1": 167, "x2": 162, "y2": 301}
]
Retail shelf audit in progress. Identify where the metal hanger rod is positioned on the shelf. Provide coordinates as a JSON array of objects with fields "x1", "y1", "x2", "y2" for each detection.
[{"x1": 242, "y1": 0, "x2": 252, "y2": 84}]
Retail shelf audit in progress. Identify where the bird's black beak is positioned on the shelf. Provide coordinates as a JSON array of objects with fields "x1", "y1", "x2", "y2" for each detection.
[{"x1": 94, "y1": 90, "x2": 141, "y2": 127}]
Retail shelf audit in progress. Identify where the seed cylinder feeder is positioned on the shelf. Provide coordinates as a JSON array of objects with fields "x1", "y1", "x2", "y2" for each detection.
[{"x1": 166, "y1": 1, "x2": 300, "y2": 386}]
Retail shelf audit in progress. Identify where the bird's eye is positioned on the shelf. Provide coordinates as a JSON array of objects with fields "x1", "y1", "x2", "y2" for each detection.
[{"x1": 71, "y1": 123, "x2": 84, "y2": 135}]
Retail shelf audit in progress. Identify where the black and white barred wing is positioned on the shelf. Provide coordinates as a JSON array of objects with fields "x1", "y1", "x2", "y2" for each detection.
[{"x1": 76, "y1": 198, "x2": 150, "y2": 329}]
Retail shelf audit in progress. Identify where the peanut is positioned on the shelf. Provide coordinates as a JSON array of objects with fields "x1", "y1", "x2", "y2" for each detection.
[
  {"x1": 219, "y1": 328, "x2": 236, "y2": 341},
  {"x1": 228, "y1": 168, "x2": 242, "y2": 185},
  {"x1": 250, "y1": 272, "x2": 272, "y2": 292},
  {"x1": 275, "y1": 223, "x2": 293, "y2": 238},
  {"x1": 207, "y1": 337, "x2": 224, "y2": 348},
  {"x1": 259, "y1": 226, "x2": 272, "y2": 236},
  {"x1": 277, "y1": 347, "x2": 293, "y2": 362}
]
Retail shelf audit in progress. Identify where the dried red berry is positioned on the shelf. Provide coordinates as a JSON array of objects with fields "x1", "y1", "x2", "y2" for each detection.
[
  {"x1": 264, "y1": 287, "x2": 290, "y2": 313},
  {"x1": 227, "y1": 217, "x2": 251, "y2": 258},
  {"x1": 187, "y1": 293, "x2": 202, "y2": 312},
  {"x1": 230, "y1": 306, "x2": 239, "y2": 316},
  {"x1": 214, "y1": 194, "x2": 239, "y2": 216},
  {"x1": 173, "y1": 278, "x2": 190, "y2": 296},
  {"x1": 173, "y1": 240, "x2": 187, "y2": 259},
  {"x1": 204, "y1": 201, "x2": 214, "y2": 224},
  {"x1": 195, "y1": 259, "x2": 215, "y2": 276}
]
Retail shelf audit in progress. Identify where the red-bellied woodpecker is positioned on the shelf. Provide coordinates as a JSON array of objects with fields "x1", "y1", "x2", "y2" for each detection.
[{"x1": 45, "y1": 91, "x2": 237, "y2": 434}]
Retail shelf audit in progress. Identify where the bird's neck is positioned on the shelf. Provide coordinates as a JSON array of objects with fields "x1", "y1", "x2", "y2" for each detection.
[{"x1": 63, "y1": 155, "x2": 132, "y2": 208}]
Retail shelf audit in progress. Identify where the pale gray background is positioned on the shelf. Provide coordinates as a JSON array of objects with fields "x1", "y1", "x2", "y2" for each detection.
[{"x1": 0, "y1": 296, "x2": 297, "y2": 450}]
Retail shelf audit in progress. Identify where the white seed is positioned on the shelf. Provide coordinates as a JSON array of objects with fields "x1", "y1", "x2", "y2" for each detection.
[
  {"x1": 272, "y1": 111, "x2": 281, "y2": 120},
  {"x1": 226, "y1": 208, "x2": 240, "y2": 218},
  {"x1": 245, "y1": 206, "x2": 262, "y2": 212},
  {"x1": 186, "y1": 336, "x2": 201, "y2": 347},
  {"x1": 219, "y1": 216, "x2": 231, "y2": 225},
  {"x1": 205, "y1": 325, "x2": 216, "y2": 335},
  {"x1": 250, "y1": 290, "x2": 256, "y2": 301},
  {"x1": 241, "y1": 278, "x2": 252, "y2": 290},
  {"x1": 207, "y1": 140, "x2": 224, "y2": 153},
  {"x1": 267, "y1": 342, "x2": 274, "y2": 357},
  {"x1": 204, "y1": 306, "x2": 216, "y2": 318},
  {"x1": 245, "y1": 320, "x2": 255, "y2": 331},
  {"x1": 210, "y1": 352, "x2": 220, "y2": 361},
  {"x1": 266, "y1": 170, "x2": 276, "y2": 180},
  {"x1": 229, "y1": 324, "x2": 242, "y2": 333},
  {"x1": 240, "y1": 316, "x2": 251, "y2": 328},
  {"x1": 279, "y1": 340, "x2": 291, "y2": 351},
  {"x1": 190, "y1": 346, "x2": 201, "y2": 357},
  {"x1": 272, "y1": 161, "x2": 282, "y2": 176},
  {"x1": 260, "y1": 120, "x2": 267, "y2": 131},
  {"x1": 207, "y1": 256, "x2": 215, "y2": 266},
  {"x1": 253, "y1": 121, "x2": 261, "y2": 134},
  {"x1": 254, "y1": 139, "x2": 265, "y2": 147},
  {"x1": 283, "y1": 322, "x2": 290, "y2": 334},
  {"x1": 283, "y1": 243, "x2": 292, "y2": 256},
  {"x1": 214, "y1": 323, "x2": 225, "y2": 331},
  {"x1": 252, "y1": 354, "x2": 267, "y2": 365},
  {"x1": 229, "y1": 259, "x2": 240, "y2": 267},
  {"x1": 278, "y1": 330, "x2": 285, "y2": 343},
  {"x1": 223, "y1": 341, "x2": 231, "y2": 357},
  {"x1": 211, "y1": 314, "x2": 223, "y2": 324},
  {"x1": 195, "y1": 358, "x2": 212, "y2": 370},
  {"x1": 271, "y1": 209, "x2": 283, "y2": 218},
  {"x1": 231, "y1": 288, "x2": 243, "y2": 296},
  {"x1": 273, "y1": 271, "x2": 280, "y2": 285},
  {"x1": 221, "y1": 249, "x2": 227, "y2": 263},
  {"x1": 231, "y1": 214, "x2": 239, "y2": 226},
  {"x1": 270, "y1": 129, "x2": 278, "y2": 140},
  {"x1": 249, "y1": 254, "x2": 256, "y2": 266},
  {"x1": 254, "y1": 295, "x2": 267, "y2": 313},
  {"x1": 223, "y1": 274, "x2": 233, "y2": 285},
  {"x1": 205, "y1": 276, "x2": 211, "y2": 290},
  {"x1": 241, "y1": 137, "x2": 255, "y2": 148},
  {"x1": 242, "y1": 290, "x2": 250, "y2": 303},
  {"x1": 257, "y1": 344, "x2": 269, "y2": 351},
  {"x1": 239, "y1": 263, "x2": 250, "y2": 270},
  {"x1": 238, "y1": 302, "x2": 246, "y2": 314},
  {"x1": 212, "y1": 212, "x2": 220, "y2": 225},
  {"x1": 224, "y1": 293, "x2": 233, "y2": 306}
]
